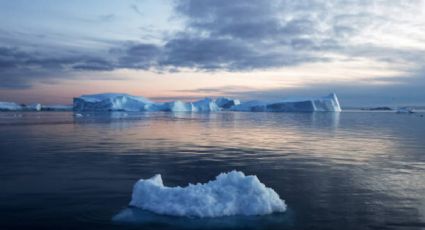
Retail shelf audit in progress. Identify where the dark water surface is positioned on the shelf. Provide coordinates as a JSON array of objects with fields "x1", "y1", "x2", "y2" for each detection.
[{"x1": 0, "y1": 111, "x2": 424, "y2": 230}]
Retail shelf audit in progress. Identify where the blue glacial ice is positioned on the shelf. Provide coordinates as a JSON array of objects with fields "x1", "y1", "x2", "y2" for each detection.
[
  {"x1": 230, "y1": 93, "x2": 341, "y2": 112},
  {"x1": 73, "y1": 93, "x2": 153, "y2": 111},
  {"x1": 126, "y1": 171, "x2": 286, "y2": 218},
  {"x1": 73, "y1": 93, "x2": 231, "y2": 112},
  {"x1": 1, "y1": 93, "x2": 341, "y2": 112},
  {"x1": 72, "y1": 93, "x2": 341, "y2": 112}
]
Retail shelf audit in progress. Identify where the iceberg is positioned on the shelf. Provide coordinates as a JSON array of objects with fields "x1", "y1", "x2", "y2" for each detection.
[
  {"x1": 0, "y1": 102, "x2": 23, "y2": 111},
  {"x1": 128, "y1": 171, "x2": 286, "y2": 218},
  {"x1": 0, "y1": 102, "x2": 42, "y2": 111},
  {"x1": 73, "y1": 93, "x2": 341, "y2": 112},
  {"x1": 73, "y1": 94, "x2": 238, "y2": 112},
  {"x1": 396, "y1": 107, "x2": 415, "y2": 114},
  {"x1": 231, "y1": 93, "x2": 341, "y2": 112},
  {"x1": 73, "y1": 93, "x2": 153, "y2": 111}
]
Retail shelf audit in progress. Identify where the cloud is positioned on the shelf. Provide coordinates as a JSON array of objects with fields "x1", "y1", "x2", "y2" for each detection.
[
  {"x1": 125, "y1": 0, "x2": 423, "y2": 72},
  {"x1": 130, "y1": 4, "x2": 143, "y2": 17},
  {"x1": 72, "y1": 58, "x2": 115, "y2": 71},
  {"x1": 160, "y1": 37, "x2": 317, "y2": 70},
  {"x1": 115, "y1": 43, "x2": 162, "y2": 69},
  {"x1": 98, "y1": 14, "x2": 115, "y2": 22},
  {"x1": 0, "y1": 46, "x2": 116, "y2": 88},
  {"x1": 1, "y1": 0, "x2": 424, "y2": 90}
]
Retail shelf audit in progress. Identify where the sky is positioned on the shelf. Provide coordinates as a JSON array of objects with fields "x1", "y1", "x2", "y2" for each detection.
[{"x1": 0, "y1": 0, "x2": 425, "y2": 106}]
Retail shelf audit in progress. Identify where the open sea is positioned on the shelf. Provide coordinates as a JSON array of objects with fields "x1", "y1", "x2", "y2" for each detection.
[{"x1": 0, "y1": 111, "x2": 424, "y2": 230}]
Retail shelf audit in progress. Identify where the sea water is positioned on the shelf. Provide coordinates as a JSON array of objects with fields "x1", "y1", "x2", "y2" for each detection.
[{"x1": 0, "y1": 111, "x2": 424, "y2": 229}]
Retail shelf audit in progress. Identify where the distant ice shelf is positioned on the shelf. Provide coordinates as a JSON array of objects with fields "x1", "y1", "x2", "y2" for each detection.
[
  {"x1": 127, "y1": 171, "x2": 286, "y2": 218},
  {"x1": 0, "y1": 102, "x2": 23, "y2": 111},
  {"x1": 72, "y1": 93, "x2": 341, "y2": 112},
  {"x1": 0, "y1": 102, "x2": 72, "y2": 111}
]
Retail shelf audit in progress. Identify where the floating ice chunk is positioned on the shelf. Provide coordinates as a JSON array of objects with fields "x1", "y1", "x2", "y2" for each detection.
[{"x1": 129, "y1": 171, "x2": 286, "y2": 218}]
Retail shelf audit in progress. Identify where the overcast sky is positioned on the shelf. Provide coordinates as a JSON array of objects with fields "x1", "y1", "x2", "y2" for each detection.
[{"x1": 0, "y1": 0, "x2": 424, "y2": 106}]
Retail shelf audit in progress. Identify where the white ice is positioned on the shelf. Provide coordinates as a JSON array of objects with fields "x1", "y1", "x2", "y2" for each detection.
[{"x1": 129, "y1": 171, "x2": 286, "y2": 218}]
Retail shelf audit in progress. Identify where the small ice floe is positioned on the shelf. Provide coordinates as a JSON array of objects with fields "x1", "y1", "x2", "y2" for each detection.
[
  {"x1": 396, "y1": 107, "x2": 415, "y2": 114},
  {"x1": 125, "y1": 171, "x2": 286, "y2": 218},
  {"x1": 74, "y1": 113, "x2": 84, "y2": 118}
]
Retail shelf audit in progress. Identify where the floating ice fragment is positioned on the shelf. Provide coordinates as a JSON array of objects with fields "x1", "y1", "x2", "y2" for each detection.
[{"x1": 128, "y1": 171, "x2": 286, "y2": 218}]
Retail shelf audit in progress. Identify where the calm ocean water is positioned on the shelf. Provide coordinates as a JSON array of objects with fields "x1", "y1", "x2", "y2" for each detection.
[{"x1": 0, "y1": 111, "x2": 424, "y2": 230}]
